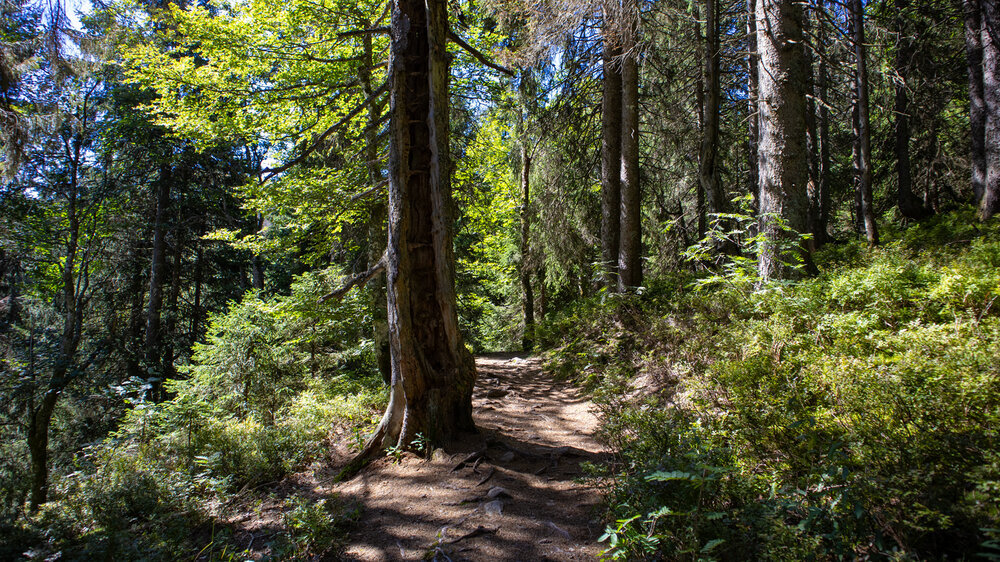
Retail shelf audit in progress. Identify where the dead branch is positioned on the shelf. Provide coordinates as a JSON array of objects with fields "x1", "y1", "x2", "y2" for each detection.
[
  {"x1": 319, "y1": 251, "x2": 387, "y2": 303},
  {"x1": 447, "y1": 31, "x2": 515, "y2": 76}
]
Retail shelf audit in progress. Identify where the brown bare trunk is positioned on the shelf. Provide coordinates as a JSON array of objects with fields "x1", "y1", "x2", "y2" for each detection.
[
  {"x1": 851, "y1": 0, "x2": 879, "y2": 244},
  {"x1": 804, "y1": 4, "x2": 820, "y2": 248},
  {"x1": 747, "y1": 0, "x2": 760, "y2": 212},
  {"x1": 344, "y1": 0, "x2": 475, "y2": 475},
  {"x1": 361, "y1": 21, "x2": 391, "y2": 384},
  {"x1": 966, "y1": 0, "x2": 987, "y2": 205},
  {"x1": 814, "y1": 0, "x2": 831, "y2": 245},
  {"x1": 980, "y1": 0, "x2": 1000, "y2": 219},
  {"x1": 619, "y1": 0, "x2": 642, "y2": 291},
  {"x1": 144, "y1": 164, "x2": 171, "y2": 401},
  {"x1": 756, "y1": 0, "x2": 811, "y2": 280},
  {"x1": 700, "y1": 0, "x2": 724, "y2": 222},
  {"x1": 601, "y1": 2, "x2": 622, "y2": 289},
  {"x1": 894, "y1": 0, "x2": 927, "y2": 220}
]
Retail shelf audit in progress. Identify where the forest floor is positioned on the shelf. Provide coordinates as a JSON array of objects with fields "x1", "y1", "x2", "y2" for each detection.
[{"x1": 325, "y1": 353, "x2": 610, "y2": 561}]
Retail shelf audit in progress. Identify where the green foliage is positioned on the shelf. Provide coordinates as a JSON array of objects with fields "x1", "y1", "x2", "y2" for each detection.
[{"x1": 546, "y1": 213, "x2": 1000, "y2": 560}]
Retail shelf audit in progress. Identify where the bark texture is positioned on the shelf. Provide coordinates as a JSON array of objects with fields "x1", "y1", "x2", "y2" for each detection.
[
  {"x1": 601, "y1": 2, "x2": 622, "y2": 289},
  {"x1": 755, "y1": 0, "x2": 811, "y2": 280},
  {"x1": 851, "y1": 0, "x2": 879, "y2": 244},
  {"x1": 618, "y1": 0, "x2": 642, "y2": 291},
  {"x1": 747, "y1": 0, "x2": 760, "y2": 211},
  {"x1": 894, "y1": 0, "x2": 928, "y2": 220},
  {"x1": 981, "y1": 0, "x2": 1000, "y2": 219},
  {"x1": 144, "y1": 164, "x2": 171, "y2": 402},
  {"x1": 966, "y1": 0, "x2": 987, "y2": 205},
  {"x1": 349, "y1": 0, "x2": 476, "y2": 469},
  {"x1": 699, "y1": 0, "x2": 724, "y2": 222}
]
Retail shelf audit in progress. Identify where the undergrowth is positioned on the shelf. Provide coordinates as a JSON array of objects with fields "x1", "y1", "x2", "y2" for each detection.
[
  {"x1": 2, "y1": 272, "x2": 385, "y2": 560},
  {"x1": 542, "y1": 211, "x2": 1000, "y2": 560}
]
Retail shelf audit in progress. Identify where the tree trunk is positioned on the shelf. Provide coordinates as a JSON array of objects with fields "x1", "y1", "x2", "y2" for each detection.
[
  {"x1": 28, "y1": 390, "x2": 58, "y2": 511},
  {"x1": 346, "y1": 0, "x2": 476, "y2": 471},
  {"x1": 966, "y1": 0, "x2": 987, "y2": 205},
  {"x1": 851, "y1": 0, "x2": 879, "y2": 244},
  {"x1": 695, "y1": 2, "x2": 707, "y2": 238},
  {"x1": 894, "y1": 0, "x2": 927, "y2": 220},
  {"x1": 601, "y1": 2, "x2": 622, "y2": 289},
  {"x1": 619, "y1": 0, "x2": 642, "y2": 291},
  {"x1": 747, "y1": 0, "x2": 760, "y2": 212},
  {"x1": 191, "y1": 240, "x2": 203, "y2": 340},
  {"x1": 815, "y1": 0, "x2": 831, "y2": 245},
  {"x1": 164, "y1": 220, "x2": 183, "y2": 381},
  {"x1": 30, "y1": 155, "x2": 83, "y2": 511},
  {"x1": 755, "y1": 0, "x2": 811, "y2": 280},
  {"x1": 699, "y1": 0, "x2": 724, "y2": 223},
  {"x1": 803, "y1": 3, "x2": 820, "y2": 249},
  {"x1": 980, "y1": 0, "x2": 1000, "y2": 219},
  {"x1": 144, "y1": 164, "x2": 171, "y2": 402},
  {"x1": 519, "y1": 71, "x2": 535, "y2": 350}
]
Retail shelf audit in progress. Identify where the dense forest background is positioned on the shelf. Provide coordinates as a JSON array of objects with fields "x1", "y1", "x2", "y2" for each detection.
[{"x1": 1, "y1": 0, "x2": 999, "y2": 558}]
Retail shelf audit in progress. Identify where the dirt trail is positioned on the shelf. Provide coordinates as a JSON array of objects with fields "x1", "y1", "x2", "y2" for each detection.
[{"x1": 332, "y1": 353, "x2": 609, "y2": 561}]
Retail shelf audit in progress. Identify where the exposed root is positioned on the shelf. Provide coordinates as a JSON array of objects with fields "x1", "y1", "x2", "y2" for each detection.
[{"x1": 335, "y1": 381, "x2": 405, "y2": 482}]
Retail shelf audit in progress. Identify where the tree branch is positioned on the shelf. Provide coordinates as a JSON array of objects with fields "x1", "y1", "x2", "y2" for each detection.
[
  {"x1": 447, "y1": 31, "x2": 515, "y2": 76},
  {"x1": 319, "y1": 251, "x2": 387, "y2": 303},
  {"x1": 338, "y1": 26, "x2": 391, "y2": 38},
  {"x1": 261, "y1": 81, "x2": 389, "y2": 181}
]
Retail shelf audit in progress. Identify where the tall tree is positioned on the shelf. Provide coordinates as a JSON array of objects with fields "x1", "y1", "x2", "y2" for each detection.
[
  {"x1": 699, "y1": 0, "x2": 724, "y2": 222},
  {"x1": 965, "y1": 0, "x2": 987, "y2": 206},
  {"x1": 619, "y1": 0, "x2": 642, "y2": 290},
  {"x1": 353, "y1": 0, "x2": 477, "y2": 461},
  {"x1": 893, "y1": 0, "x2": 927, "y2": 219},
  {"x1": 980, "y1": 0, "x2": 1000, "y2": 219},
  {"x1": 850, "y1": 0, "x2": 879, "y2": 244},
  {"x1": 755, "y1": 0, "x2": 811, "y2": 279},
  {"x1": 518, "y1": 69, "x2": 536, "y2": 351},
  {"x1": 144, "y1": 163, "x2": 171, "y2": 401},
  {"x1": 601, "y1": 0, "x2": 622, "y2": 289}
]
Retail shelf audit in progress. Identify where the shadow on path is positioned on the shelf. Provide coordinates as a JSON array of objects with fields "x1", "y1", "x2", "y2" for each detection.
[{"x1": 332, "y1": 354, "x2": 610, "y2": 561}]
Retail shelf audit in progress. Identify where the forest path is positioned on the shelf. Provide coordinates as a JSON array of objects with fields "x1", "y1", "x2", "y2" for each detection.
[{"x1": 332, "y1": 353, "x2": 609, "y2": 561}]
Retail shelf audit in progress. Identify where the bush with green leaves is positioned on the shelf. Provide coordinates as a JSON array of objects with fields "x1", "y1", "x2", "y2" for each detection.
[
  {"x1": 548, "y1": 211, "x2": 1000, "y2": 560},
  {"x1": 4, "y1": 267, "x2": 386, "y2": 559}
]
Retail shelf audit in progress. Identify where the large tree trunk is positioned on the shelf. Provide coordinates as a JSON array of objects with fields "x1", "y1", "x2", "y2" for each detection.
[
  {"x1": 980, "y1": 0, "x2": 1000, "y2": 219},
  {"x1": 851, "y1": 0, "x2": 879, "y2": 244},
  {"x1": 601, "y1": 2, "x2": 622, "y2": 289},
  {"x1": 755, "y1": 0, "x2": 811, "y2": 280},
  {"x1": 700, "y1": 0, "x2": 725, "y2": 237},
  {"x1": 619, "y1": 0, "x2": 642, "y2": 291},
  {"x1": 144, "y1": 164, "x2": 171, "y2": 402},
  {"x1": 346, "y1": 0, "x2": 475, "y2": 471},
  {"x1": 894, "y1": 0, "x2": 927, "y2": 220},
  {"x1": 966, "y1": 0, "x2": 987, "y2": 205}
]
